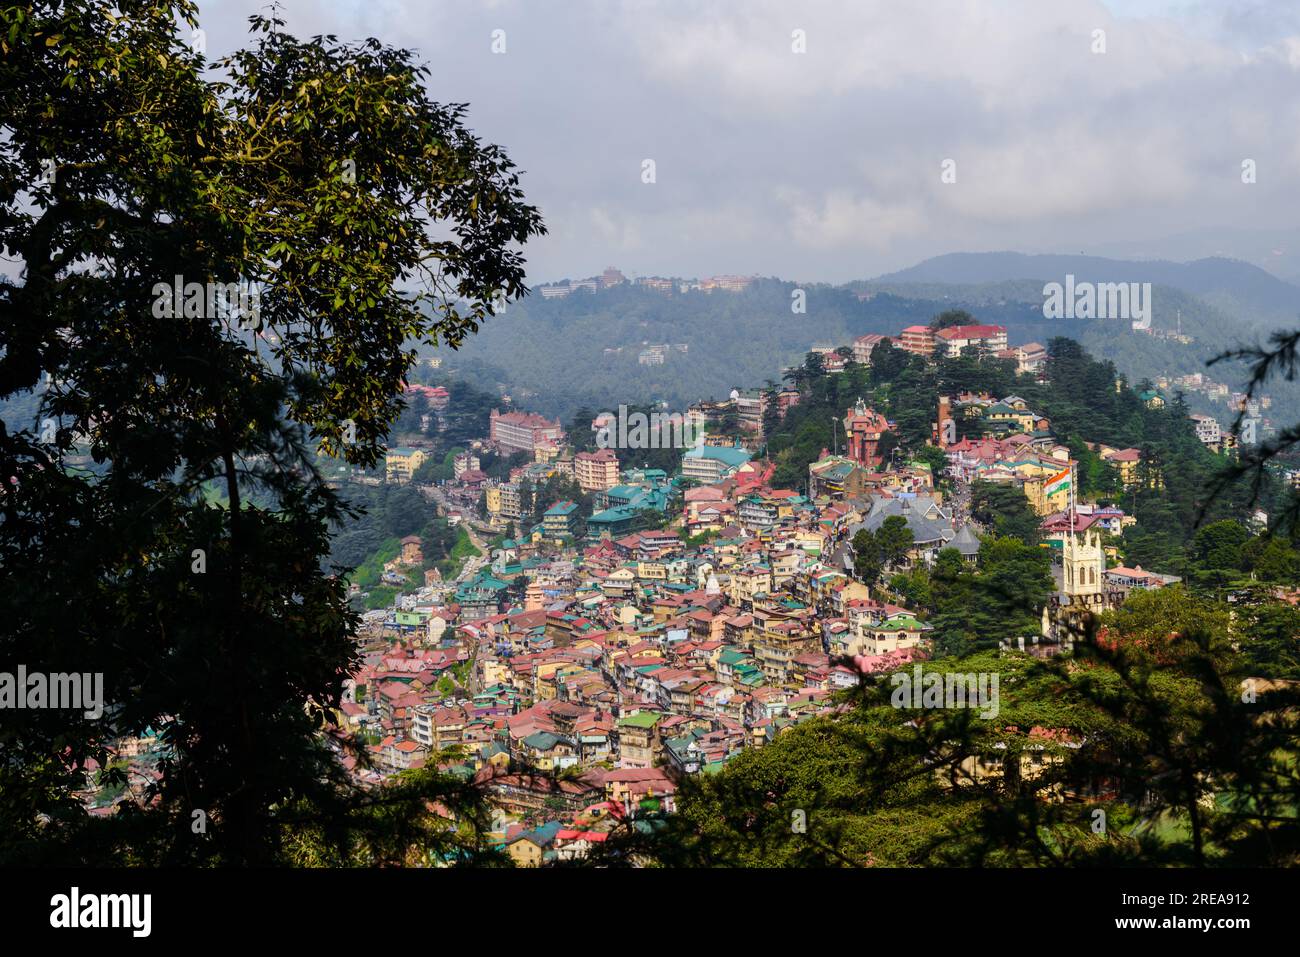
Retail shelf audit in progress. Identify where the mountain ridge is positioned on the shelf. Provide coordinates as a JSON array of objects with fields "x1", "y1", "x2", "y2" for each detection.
[{"x1": 868, "y1": 251, "x2": 1300, "y2": 323}]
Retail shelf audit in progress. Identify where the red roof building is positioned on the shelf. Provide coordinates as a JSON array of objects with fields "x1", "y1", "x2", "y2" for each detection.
[{"x1": 935, "y1": 324, "x2": 1008, "y2": 357}]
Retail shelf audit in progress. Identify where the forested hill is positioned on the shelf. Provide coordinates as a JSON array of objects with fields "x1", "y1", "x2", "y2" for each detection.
[{"x1": 418, "y1": 273, "x2": 1294, "y2": 424}]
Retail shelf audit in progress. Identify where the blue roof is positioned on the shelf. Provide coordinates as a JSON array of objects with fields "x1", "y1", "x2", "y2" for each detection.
[
  {"x1": 589, "y1": 505, "x2": 639, "y2": 524},
  {"x1": 606, "y1": 484, "x2": 643, "y2": 499},
  {"x1": 512, "y1": 819, "x2": 565, "y2": 847},
  {"x1": 684, "y1": 445, "x2": 751, "y2": 467}
]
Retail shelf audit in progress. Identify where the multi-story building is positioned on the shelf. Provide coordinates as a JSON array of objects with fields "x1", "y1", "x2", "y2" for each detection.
[
  {"x1": 852, "y1": 333, "x2": 889, "y2": 365},
  {"x1": 737, "y1": 495, "x2": 780, "y2": 530},
  {"x1": 935, "y1": 324, "x2": 1008, "y2": 357},
  {"x1": 844, "y1": 399, "x2": 892, "y2": 468},
  {"x1": 699, "y1": 275, "x2": 755, "y2": 292},
  {"x1": 681, "y1": 444, "x2": 752, "y2": 483},
  {"x1": 575, "y1": 448, "x2": 619, "y2": 492},
  {"x1": 1100, "y1": 447, "x2": 1141, "y2": 487},
  {"x1": 1191, "y1": 414, "x2": 1222, "y2": 448},
  {"x1": 543, "y1": 501, "x2": 585, "y2": 541},
  {"x1": 997, "y1": 341, "x2": 1048, "y2": 374},
  {"x1": 384, "y1": 447, "x2": 427, "y2": 484},
  {"x1": 635, "y1": 276, "x2": 675, "y2": 293},
  {"x1": 489, "y1": 409, "x2": 564, "y2": 456},
  {"x1": 898, "y1": 325, "x2": 936, "y2": 356},
  {"x1": 452, "y1": 451, "x2": 480, "y2": 479},
  {"x1": 497, "y1": 482, "x2": 523, "y2": 521},
  {"x1": 733, "y1": 388, "x2": 768, "y2": 432},
  {"x1": 616, "y1": 711, "x2": 662, "y2": 768},
  {"x1": 484, "y1": 485, "x2": 504, "y2": 522},
  {"x1": 728, "y1": 564, "x2": 772, "y2": 608},
  {"x1": 808, "y1": 455, "x2": 866, "y2": 498},
  {"x1": 850, "y1": 614, "x2": 932, "y2": 657},
  {"x1": 410, "y1": 704, "x2": 467, "y2": 751}
]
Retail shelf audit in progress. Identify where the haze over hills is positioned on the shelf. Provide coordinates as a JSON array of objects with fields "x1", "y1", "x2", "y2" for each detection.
[
  {"x1": 408, "y1": 252, "x2": 1299, "y2": 428},
  {"x1": 870, "y1": 252, "x2": 1300, "y2": 326},
  {"x1": 1087, "y1": 226, "x2": 1300, "y2": 287}
]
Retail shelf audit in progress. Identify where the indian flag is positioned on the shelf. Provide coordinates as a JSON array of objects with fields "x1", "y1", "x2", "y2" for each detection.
[{"x1": 1043, "y1": 466, "x2": 1072, "y2": 498}]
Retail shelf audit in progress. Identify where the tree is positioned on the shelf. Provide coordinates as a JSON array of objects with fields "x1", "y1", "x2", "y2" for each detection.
[
  {"x1": 1238, "y1": 603, "x2": 1300, "y2": 680},
  {"x1": 927, "y1": 537, "x2": 1053, "y2": 656},
  {"x1": 760, "y1": 381, "x2": 782, "y2": 442},
  {"x1": 1192, "y1": 520, "x2": 1249, "y2": 573},
  {"x1": 1206, "y1": 328, "x2": 1300, "y2": 533},
  {"x1": 929, "y1": 308, "x2": 974, "y2": 331},
  {"x1": 1242, "y1": 535, "x2": 1300, "y2": 584},
  {"x1": 911, "y1": 444, "x2": 949, "y2": 481},
  {"x1": 622, "y1": 593, "x2": 1300, "y2": 868},
  {"x1": 875, "y1": 515, "x2": 914, "y2": 569},
  {"x1": 568, "y1": 407, "x2": 598, "y2": 453},
  {"x1": 0, "y1": 2, "x2": 543, "y2": 865},
  {"x1": 851, "y1": 528, "x2": 883, "y2": 586},
  {"x1": 970, "y1": 481, "x2": 1041, "y2": 545}
]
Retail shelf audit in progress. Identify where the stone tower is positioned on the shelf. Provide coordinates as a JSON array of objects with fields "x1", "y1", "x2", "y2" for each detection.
[
  {"x1": 1062, "y1": 528, "x2": 1106, "y2": 600},
  {"x1": 1043, "y1": 528, "x2": 1114, "y2": 651}
]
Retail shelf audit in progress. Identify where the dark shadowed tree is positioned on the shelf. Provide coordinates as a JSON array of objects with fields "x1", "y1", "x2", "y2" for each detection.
[{"x1": 0, "y1": 1, "x2": 542, "y2": 864}]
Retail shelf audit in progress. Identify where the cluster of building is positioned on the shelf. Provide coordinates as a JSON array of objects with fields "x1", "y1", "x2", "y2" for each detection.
[
  {"x1": 1147, "y1": 374, "x2": 1273, "y2": 449},
  {"x1": 316, "y1": 318, "x2": 1277, "y2": 862},
  {"x1": 843, "y1": 326, "x2": 1046, "y2": 375},
  {"x1": 635, "y1": 343, "x2": 690, "y2": 366},
  {"x1": 537, "y1": 268, "x2": 756, "y2": 300},
  {"x1": 340, "y1": 367, "x2": 1198, "y2": 863}
]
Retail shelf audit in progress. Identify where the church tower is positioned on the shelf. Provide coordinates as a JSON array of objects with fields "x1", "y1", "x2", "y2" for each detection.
[
  {"x1": 1062, "y1": 528, "x2": 1106, "y2": 600},
  {"x1": 1043, "y1": 528, "x2": 1113, "y2": 651}
]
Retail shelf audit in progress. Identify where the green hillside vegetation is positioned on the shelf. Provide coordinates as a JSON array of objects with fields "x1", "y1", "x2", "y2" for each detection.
[
  {"x1": 408, "y1": 277, "x2": 1300, "y2": 428},
  {"x1": 766, "y1": 337, "x2": 1287, "y2": 572}
]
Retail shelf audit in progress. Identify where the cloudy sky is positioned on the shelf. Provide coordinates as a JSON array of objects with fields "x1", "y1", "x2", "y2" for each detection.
[{"x1": 198, "y1": 0, "x2": 1300, "y2": 284}]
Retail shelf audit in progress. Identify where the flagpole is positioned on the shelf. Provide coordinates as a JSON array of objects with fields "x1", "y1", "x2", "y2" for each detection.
[
  {"x1": 1063, "y1": 461, "x2": 1075, "y2": 602},
  {"x1": 1069, "y1": 460, "x2": 1076, "y2": 542}
]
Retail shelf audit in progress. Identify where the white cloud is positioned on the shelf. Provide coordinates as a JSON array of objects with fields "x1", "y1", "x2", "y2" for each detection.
[{"x1": 194, "y1": 0, "x2": 1300, "y2": 281}]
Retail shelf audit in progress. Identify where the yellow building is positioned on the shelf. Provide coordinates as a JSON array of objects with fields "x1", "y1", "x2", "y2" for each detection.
[
  {"x1": 728, "y1": 565, "x2": 772, "y2": 607},
  {"x1": 1018, "y1": 460, "x2": 1073, "y2": 516},
  {"x1": 985, "y1": 404, "x2": 1040, "y2": 433},
  {"x1": 792, "y1": 528, "x2": 827, "y2": 556},
  {"x1": 1099, "y1": 447, "x2": 1141, "y2": 488},
  {"x1": 507, "y1": 836, "x2": 546, "y2": 868},
  {"x1": 482, "y1": 658, "x2": 512, "y2": 688},
  {"x1": 384, "y1": 446, "x2": 427, "y2": 484}
]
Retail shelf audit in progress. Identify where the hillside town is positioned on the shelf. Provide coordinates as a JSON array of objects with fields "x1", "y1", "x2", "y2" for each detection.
[
  {"x1": 309, "y1": 321, "x2": 1283, "y2": 866},
  {"x1": 68, "y1": 303, "x2": 1299, "y2": 868},
  {"x1": 10, "y1": 2, "x2": 1300, "y2": 927}
]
